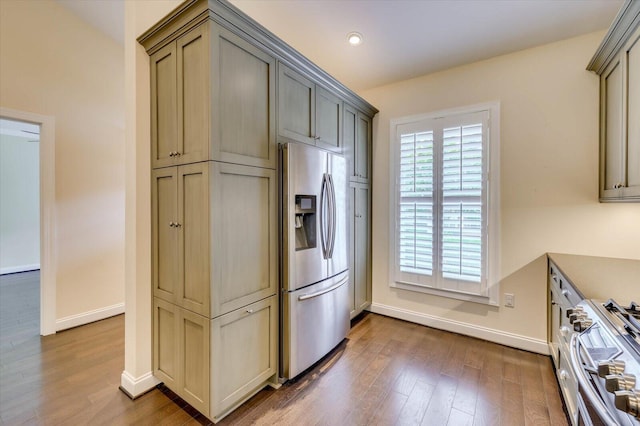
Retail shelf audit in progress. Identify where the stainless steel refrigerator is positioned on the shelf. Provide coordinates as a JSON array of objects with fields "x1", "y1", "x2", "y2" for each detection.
[{"x1": 280, "y1": 142, "x2": 350, "y2": 380}]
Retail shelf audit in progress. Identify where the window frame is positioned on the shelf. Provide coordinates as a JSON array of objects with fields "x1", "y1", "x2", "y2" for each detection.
[{"x1": 388, "y1": 102, "x2": 501, "y2": 306}]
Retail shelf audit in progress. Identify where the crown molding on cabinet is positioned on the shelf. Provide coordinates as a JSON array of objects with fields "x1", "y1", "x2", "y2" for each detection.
[
  {"x1": 137, "y1": 0, "x2": 379, "y2": 118},
  {"x1": 587, "y1": 0, "x2": 640, "y2": 74}
]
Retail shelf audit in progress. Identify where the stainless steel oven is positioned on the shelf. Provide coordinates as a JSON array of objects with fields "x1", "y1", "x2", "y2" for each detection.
[{"x1": 568, "y1": 300, "x2": 640, "y2": 425}]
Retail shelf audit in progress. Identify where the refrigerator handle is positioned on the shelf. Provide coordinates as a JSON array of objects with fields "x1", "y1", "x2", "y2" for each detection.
[
  {"x1": 297, "y1": 276, "x2": 348, "y2": 301},
  {"x1": 320, "y1": 173, "x2": 329, "y2": 259},
  {"x1": 327, "y1": 173, "x2": 336, "y2": 259}
]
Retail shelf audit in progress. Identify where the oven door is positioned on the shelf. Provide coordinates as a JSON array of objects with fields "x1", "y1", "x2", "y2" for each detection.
[
  {"x1": 576, "y1": 392, "x2": 595, "y2": 426},
  {"x1": 570, "y1": 334, "x2": 637, "y2": 426}
]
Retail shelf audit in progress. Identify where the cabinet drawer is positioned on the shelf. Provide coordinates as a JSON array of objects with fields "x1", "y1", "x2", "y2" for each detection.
[
  {"x1": 211, "y1": 296, "x2": 277, "y2": 421},
  {"x1": 548, "y1": 263, "x2": 581, "y2": 306}
]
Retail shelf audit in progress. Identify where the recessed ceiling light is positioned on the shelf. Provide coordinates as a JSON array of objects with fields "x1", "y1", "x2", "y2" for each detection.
[{"x1": 347, "y1": 32, "x2": 363, "y2": 46}]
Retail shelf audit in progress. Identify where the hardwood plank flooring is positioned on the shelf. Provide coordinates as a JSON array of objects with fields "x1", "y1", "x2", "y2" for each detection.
[{"x1": 0, "y1": 275, "x2": 569, "y2": 425}]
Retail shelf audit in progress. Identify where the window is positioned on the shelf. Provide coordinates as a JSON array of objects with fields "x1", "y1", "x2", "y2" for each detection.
[{"x1": 390, "y1": 103, "x2": 500, "y2": 305}]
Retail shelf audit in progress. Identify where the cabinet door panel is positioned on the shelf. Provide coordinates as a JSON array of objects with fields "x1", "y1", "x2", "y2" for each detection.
[
  {"x1": 603, "y1": 60, "x2": 624, "y2": 193},
  {"x1": 151, "y1": 43, "x2": 177, "y2": 168},
  {"x1": 354, "y1": 185, "x2": 371, "y2": 312},
  {"x1": 356, "y1": 114, "x2": 371, "y2": 182},
  {"x1": 211, "y1": 296, "x2": 277, "y2": 420},
  {"x1": 316, "y1": 86, "x2": 342, "y2": 152},
  {"x1": 152, "y1": 168, "x2": 178, "y2": 303},
  {"x1": 348, "y1": 185, "x2": 356, "y2": 315},
  {"x1": 348, "y1": 182, "x2": 371, "y2": 318},
  {"x1": 278, "y1": 65, "x2": 315, "y2": 144},
  {"x1": 153, "y1": 298, "x2": 178, "y2": 388},
  {"x1": 181, "y1": 308, "x2": 210, "y2": 414},
  {"x1": 214, "y1": 27, "x2": 276, "y2": 168},
  {"x1": 211, "y1": 163, "x2": 277, "y2": 316},
  {"x1": 626, "y1": 32, "x2": 640, "y2": 190},
  {"x1": 178, "y1": 163, "x2": 210, "y2": 316},
  {"x1": 344, "y1": 105, "x2": 357, "y2": 178},
  {"x1": 177, "y1": 25, "x2": 209, "y2": 165}
]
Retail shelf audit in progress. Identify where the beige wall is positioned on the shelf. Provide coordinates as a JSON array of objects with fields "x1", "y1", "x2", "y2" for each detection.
[
  {"x1": 122, "y1": 0, "x2": 182, "y2": 395},
  {"x1": 359, "y1": 31, "x2": 640, "y2": 350},
  {"x1": 0, "y1": 0, "x2": 125, "y2": 325}
]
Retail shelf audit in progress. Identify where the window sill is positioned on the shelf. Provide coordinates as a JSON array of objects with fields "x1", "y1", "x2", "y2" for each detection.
[{"x1": 391, "y1": 280, "x2": 499, "y2": 306}]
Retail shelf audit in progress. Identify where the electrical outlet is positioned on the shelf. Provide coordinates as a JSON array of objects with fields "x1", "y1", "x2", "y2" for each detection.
[{"x1": 504, "y1": 293, "x2": 515, "y2": 308}]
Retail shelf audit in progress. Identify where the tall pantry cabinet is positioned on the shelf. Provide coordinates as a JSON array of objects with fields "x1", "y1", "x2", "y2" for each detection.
[
  {"x1": 143, "y1": 10, "x2": 278, "y2": 422},
  {"x1": 343, "y1": 105, "x2": 373, "y2": 318},
  {"x1": 139, "y1": 0, "x2": 377, "y2": 422}
]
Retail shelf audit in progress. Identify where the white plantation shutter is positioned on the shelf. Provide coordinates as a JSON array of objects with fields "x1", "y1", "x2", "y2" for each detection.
[
  {"x1": 399, "y1": 132, "x2": 434, "y2": 277},
  {"x1": 392, "y1": 106, "x2": 498, "y2": 304},
  {"x1": 441, "y1": 124, "x2": 483, "y2": 284}
]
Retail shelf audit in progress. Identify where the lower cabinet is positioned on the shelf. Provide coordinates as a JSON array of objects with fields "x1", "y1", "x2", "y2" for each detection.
[
  {"x1": 153, "y1": 298, "x2": 210, "y2": 414},
  {"x1": 211, "y1": 295, "x2": 277, "y2": 421},
  {"x1": 547, "y1": 260, "x2": 581, "y2": 423},
  {"x1": 349, "y1": 182, "x2": 371, "y2": 318},
  {"x1": 153, "y1": 296, "x2": 277, "y2": 422}
]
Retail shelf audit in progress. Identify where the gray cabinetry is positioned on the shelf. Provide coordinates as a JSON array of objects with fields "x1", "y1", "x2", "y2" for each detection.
[
  {"x1": 344, "y1": 104, "x2": 371, "y2": 183},
  {"x1": 345, "y1": 102, "x2": 373, "y2": 318},
  {"x1": 151, "y1": 25, "x2": 209, "y2": 169},
  {"x1": 349, "y1": 183, "x2": 371, "y2": 318},
  {"x1": 154, "y1": 297, "x2": 210, "y2": 415},
  {"x1": 278, "y1": 63, "x2": 343, "y2": 152},
  {"x1": 278, "y1": 64, "x2": 315, "y2": 145},
  {"x1": 152, "y1": 163, "x2": 210, "y2": 317},
  {"x1": 588, "y1": 3, "x2": 640, "y2": 201},
  {"x1": 547, "y1": 260, "x2": 582, "y2": 423},
  {"x1": 209, "y1": 163, "x2": 277, "y2": 317},
  {"x1": 141, "y1": 0, "x2": 377, "y2": 422},
  {"x1": 315, "y1": 86, "x2": 342, "y2": 152},
  {"x1": 150, "y1": 20, "x2": 277, "y2": 170},
  {"x1": 144, "y1": 11, "x2": 279, "y2": 423},
  {"x1": 211, "y1": 295, "x2": 277, "y2": 421},
  {"x1": 212, "y1": 25, "x2": 276, "y2": 169}
]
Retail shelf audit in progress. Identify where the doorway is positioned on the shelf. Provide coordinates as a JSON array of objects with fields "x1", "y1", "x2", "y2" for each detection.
[{"x1": 0, "y1": 108, "x2": 56, "y2": 336}]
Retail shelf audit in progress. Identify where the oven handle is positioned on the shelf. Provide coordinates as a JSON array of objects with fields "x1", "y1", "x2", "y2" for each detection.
[{"x1": 569, "y1": 334, "x2": 620, "y2": 426}]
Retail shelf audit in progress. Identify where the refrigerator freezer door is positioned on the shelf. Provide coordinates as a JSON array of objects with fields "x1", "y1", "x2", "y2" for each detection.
[
  {"x1": 281, "y1": 270, "x2": 350, "y2": 379},
  {"x1": 282, "y1": 143, "x2": 328, "y2": 291}
]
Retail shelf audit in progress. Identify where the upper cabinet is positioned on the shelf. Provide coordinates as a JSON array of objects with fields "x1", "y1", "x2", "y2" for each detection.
[
  {"x1": 344, "y1": 104, "x2": 371, "y2": 182},
  {"x1": 588, "y1": 1, "x2": 640, "y2": 202},
  {"x1": 278, "y1": 64, "x2": 343, "y2": 153},
  {"x1": 151, "y1": 25, "x2": 209, "y2": 168},
  {"x1": 150, "y1": 20, "x2": 277, "y2": 170},
  {"x1": 212, "y1": 25, "x2": 276, "y2": 169}
]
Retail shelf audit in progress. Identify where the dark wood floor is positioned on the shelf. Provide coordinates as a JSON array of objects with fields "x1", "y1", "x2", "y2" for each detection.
[{"x1": 0, "y1": 272, "x2": 568, "y2": 425}]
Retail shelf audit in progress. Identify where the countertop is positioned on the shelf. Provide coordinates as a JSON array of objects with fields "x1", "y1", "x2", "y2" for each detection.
[{"x1": 548, "y1": 253, "x2": 640, "y2": 305}]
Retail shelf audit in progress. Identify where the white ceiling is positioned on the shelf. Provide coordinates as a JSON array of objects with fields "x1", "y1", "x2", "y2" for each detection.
[
  {"x1": 56, "y1": 0, "x2": 624, "y2": 91},
  {"x1": 55, "y1": 0, "x2": 124, "y2": 45}
]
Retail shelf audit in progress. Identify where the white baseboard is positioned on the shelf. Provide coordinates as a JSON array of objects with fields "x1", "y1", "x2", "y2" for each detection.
[
  {"x1": 0, "y1": 264, "x2": 40, "y2": 275},
  {"x1": 368, "y1": 302, "x2": 549, "y2": 355},
  {"x1": 56, "y1": 302, "x2": 125, "y2": 331},
  {"x1": 120, "y1": 370, "x2": 160, "y2": 399}
]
